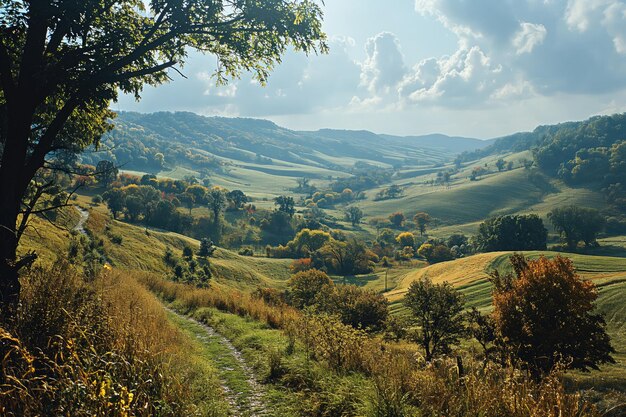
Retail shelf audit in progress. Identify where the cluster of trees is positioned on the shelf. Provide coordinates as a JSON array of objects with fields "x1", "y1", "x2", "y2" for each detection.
[
  {"x1": 304, "y1": 188, "x2": 357, "y2": 208},
  {"x1": 374, "y1": 184, "x2": 404, "y2": 201},
  {"x1": 476, "y1": 214, "x2": 547, "y2": 252},
  {"x1": 267, "y1": 229, "x2": 377, "y2": 275},
  {"x1": 163, "y1": 239, "x2": 217, "y2": 287},
  {"x1": 404, "y1": 255, "x2": 614, "y2": 374},
  {"x1": 330, "y1": 165, "x2": 392, "y2": 193},
  {"x1": 371, "y1": 228, "x2": 469, "y2": 265},
  {"x1": 475, "y1": 208, "x2": 607, "y2": 253},
  {"x1": 284, "y1": 269, "x2": 388, "y2": 331},
  {"x1": 548, "y1": 206, "x2": 606, "y2": 250}
]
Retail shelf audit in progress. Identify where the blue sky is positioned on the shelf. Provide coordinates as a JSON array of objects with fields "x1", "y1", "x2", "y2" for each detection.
[{"x1": 116, "y1": 0, "x2": 626, "y2": 139}]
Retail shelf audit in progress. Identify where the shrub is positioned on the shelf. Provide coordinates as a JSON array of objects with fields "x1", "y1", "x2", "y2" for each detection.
[
  {"x1": 291, "y1": 258, "x2": 314, "y2": 273},
  {"x1": 288, "y1": 269, "x2": 333, "y2": 309},
  {"x1": 238, "y1": 247, "x2": 254, "y2": 256}
]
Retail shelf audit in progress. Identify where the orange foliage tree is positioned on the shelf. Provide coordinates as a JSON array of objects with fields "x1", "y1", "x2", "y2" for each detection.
[{"x1": 490, "y1": 254, "x2": 614, "y2": 375}]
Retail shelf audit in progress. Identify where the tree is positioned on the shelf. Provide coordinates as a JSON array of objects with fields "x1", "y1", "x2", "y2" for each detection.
[
  {"x1": 417, "y1": 243, "x2": 453, "y2": 264},
  {"x1": 404, "y1": 278, "x2": 466, "y2": 361},
  {"x1": 275, "y1": 195, "x2": 296, "y2": 217},
  {"x1": 180, "y1": 192, "x2": 195, "y2": 215},
  {"x1": 476, "y1": 214, "x2": 547, "y2": 252},
  {"x1": 288, "y1": 228, "x2": 331, "y2": 257},
  {"x1": 95, "y1": 160, "x2": 118, "y2": 187},
  {"x1": 207, "y1": 188, "x2": 227, "y2": 226},
  {"x1": 321, "y1": 238, "x2": 373, "y2": 275},
  {"x1": 198, "y1": 238, "x2": 217, "y2": 258},
  {"x1": 227, "y1": 190, "x2": 247, "y2": 209},
  {"x1": 103, "y1": 188, "x2": 125, "y2": 219},
  {"x1": 345, "y1": 206, "x2": 364, "y2": 226},
  {"x1": 388, "y1": 212, "x2": 405, "y2": 228},
  {"x1": 288, "y1": 269, "x2": 333, "y2": 309},
  {"x1": 185, "y1": 184, "x2": 209, "y2": 205},
  {"x1": 490, "y1": 255, "x2": 614, "y2": 375},
  {"x1": 124, "y1": 195, "x2": 143, "y2": 222},
  {"x1": 413, "y1": 212, "x2": 431, "y2": 236},
  {"x1": 395, "y1": 232, "x2": 415, "y2": 248},
  {"x1": 0, "y1": 0, "x2": 326, "y2": 315},
  {"x1": 548, "y1": 206, "x2": 606, "y2": 250},
  {"x1": 495, "y1": 158, "x2": 506, "y2": 172}
]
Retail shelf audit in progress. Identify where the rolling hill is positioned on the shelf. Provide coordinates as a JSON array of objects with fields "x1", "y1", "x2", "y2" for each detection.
[{"x1": 79, "y1": 111, "x2": 488, "y2": 197}]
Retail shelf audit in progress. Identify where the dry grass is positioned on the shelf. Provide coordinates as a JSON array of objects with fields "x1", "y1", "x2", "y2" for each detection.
[
  {"x1": 142, "y1": 273, "x2": 603, "y2": 417},
  {"x1": 1, "y1": 262, "x2": 225, "y2": 417}
]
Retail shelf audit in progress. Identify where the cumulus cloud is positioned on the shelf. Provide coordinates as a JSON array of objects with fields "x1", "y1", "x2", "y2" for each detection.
[
  {"x1": 360, "y1": 32, "x2": 407, "y2": 96},
  {"x1": 513, "y1": 22, "x2": 547, "y2": 55},
  {"x1": 409, "y1": 0, "x2": 626, "y2": 104},
  {"x1": 400, "y1": 46, "x2": 503, "y2": 106}
]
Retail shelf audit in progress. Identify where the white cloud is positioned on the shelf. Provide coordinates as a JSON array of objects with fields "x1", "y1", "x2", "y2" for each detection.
[
  {"x1": 360, "y1": 32, "x2": 407, "y2": 96},
  {"x1": 403, "y1": 46, "x2": 503, "y2": 105},
  {"x1": 602, "y1": 2, "x2": 626, "y2": 53},
  {"x1": 513, "y1": 22, "x2": 547, "y2": 54}
]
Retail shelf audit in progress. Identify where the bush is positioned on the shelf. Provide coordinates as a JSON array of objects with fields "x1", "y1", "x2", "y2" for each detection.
[
  {"x1": 288, "y1": 269, "x2": 333, "y2": 309},
  {"x1": 238, "y1": 247, "x2": 254, "y2": 256}
]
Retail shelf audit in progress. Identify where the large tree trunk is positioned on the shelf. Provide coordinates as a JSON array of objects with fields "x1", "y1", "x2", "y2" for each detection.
[
  {"x1": 0, "y1": 104, "x2": 34, "y2": 319},
  {"x1": 0, "y1": 174, "x2": 22, "y2": 321}
]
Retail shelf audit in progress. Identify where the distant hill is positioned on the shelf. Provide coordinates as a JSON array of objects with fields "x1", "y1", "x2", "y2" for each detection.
[{"x1": 81, "y1": 111, "x2": 488, "y2": 175}]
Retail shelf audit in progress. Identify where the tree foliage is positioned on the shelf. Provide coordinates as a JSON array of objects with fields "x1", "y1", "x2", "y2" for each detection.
[
  {"x1": 476, "y1": 214, "x2": 547, "y2": 252},
  {"x1": 0, "y1": 0, "x2": 327, "y2": 313},
  {"x1": 413, "y1": 212, "x2": 431, "y2": 236},
  {"x1": 274, "y1": 195, "x2": 296, "y2": 217},
  {"x1": 490, "y1": 254, "x2": 614, "y2": 374},
  {"x1": 287, "y1": 269, "x2": 332, "y2": 309},
  {"x1": 548, "y1": 206, "x2": 605, "y2": 250},
  {"x1": 344, "y1": 206, "x2": 364, "y2": 226},
  {"x1": 404, "y1": 278, "x2": 466, "y2": 361}
]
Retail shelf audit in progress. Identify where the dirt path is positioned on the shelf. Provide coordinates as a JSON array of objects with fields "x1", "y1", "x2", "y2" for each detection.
[
  {"x1": 74, "y1": 206, "x2": 89, "y2": 235},
  {"x1": 167, "y1": 310, "x2": 270, "y2": 417}
]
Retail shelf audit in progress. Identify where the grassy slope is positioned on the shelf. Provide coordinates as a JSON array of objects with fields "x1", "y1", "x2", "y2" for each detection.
[
  {"x1": 21, "y1": 199, "x2": 293, "y2": 292},
  {"x1": 87, "y1": 208, "x2": 293, "y2": 291}
]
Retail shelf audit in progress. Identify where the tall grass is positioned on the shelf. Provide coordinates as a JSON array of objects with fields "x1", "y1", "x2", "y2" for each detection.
[
  {"x1": 1, "y1": 262, "x2": 224, "y2": 416},
  {"x1": 139, "y1": 273, "x2": 603, "y2": 417}
]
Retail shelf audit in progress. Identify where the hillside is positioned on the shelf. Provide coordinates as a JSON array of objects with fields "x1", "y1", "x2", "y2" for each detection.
[{"x1": 78, "y1": 112, "x2": 487, "y2": 197}]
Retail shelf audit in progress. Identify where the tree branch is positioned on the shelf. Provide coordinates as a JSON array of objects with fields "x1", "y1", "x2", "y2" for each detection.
[{"x1": 22, "y1": 96, "x2": 81, "y2": 189}]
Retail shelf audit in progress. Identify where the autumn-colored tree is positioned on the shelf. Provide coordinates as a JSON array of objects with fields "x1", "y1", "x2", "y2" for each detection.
[
  {"x1": 413, "y1": 212, "x2": 431, "y2": 236},
  {"x1": 287, "y1": 269, "x2": 333, "y2": 309},
  {"x1": 490, "y1": 254, "x2": 614, "y2": 375},
  {"x1": 395, "y1": 232, "x2": 415, "y2": 248},
  {"x1": 388, "y1": 212, "x2": 405, "y2": 228},
  {"x1": 417, "y1": 243, "x2": 453, "y2": 264},
  {"x1": 404, "y1": 278, "x2": 466, "y2": 361}
]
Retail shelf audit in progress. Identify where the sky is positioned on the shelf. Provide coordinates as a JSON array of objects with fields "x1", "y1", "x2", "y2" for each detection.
[{"x1": 116, "y1": 0, "x2": 626, "y2": 139}]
